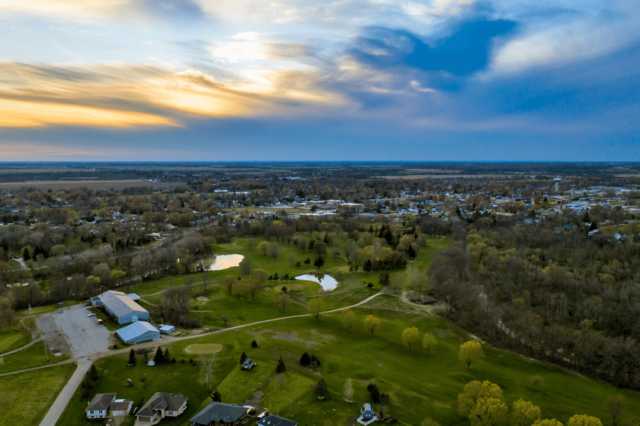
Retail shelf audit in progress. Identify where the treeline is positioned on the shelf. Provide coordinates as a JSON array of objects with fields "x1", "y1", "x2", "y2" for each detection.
[{"x1": 430, "y1": 218, "x2": 640, "y2": 389}]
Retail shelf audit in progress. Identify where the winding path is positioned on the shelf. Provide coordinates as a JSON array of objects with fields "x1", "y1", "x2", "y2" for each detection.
[
  {"x1": 33, "y1": 291, "x2": 384, "y2": 426},
  {"x1": 0, "y1": 336, "x2": 42, "y2": 357}
]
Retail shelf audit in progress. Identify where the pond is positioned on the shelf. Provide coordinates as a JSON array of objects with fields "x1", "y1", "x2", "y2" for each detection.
[
  {"x1": 295, "y1": 274, "x2": 339, "y2": 291},
  {"x1": 208, "y1": 254, "x2": 244, "y2": 271}
]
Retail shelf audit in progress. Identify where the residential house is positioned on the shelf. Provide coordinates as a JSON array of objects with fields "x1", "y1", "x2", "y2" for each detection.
[
  {"x1": 136, "y1": 392, "x2": 188, "y2": 425},
  {"x1": 110, "y1": 398, "x2": 133, "y2": 417},
  {"x1": 86, "y1": 393, "x2": 116, "y2": 420},
  {"x1": 190, "y1": 402, "x2": 252, "y2": 426}
]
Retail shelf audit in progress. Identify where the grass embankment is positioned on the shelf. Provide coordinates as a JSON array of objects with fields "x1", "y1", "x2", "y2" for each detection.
[
  {"x1": 0, "y1": 363, "x2": 75, "y2": 426},
  {"x1": 0, "y1": 328, "x2": 31, "y2": 354}
]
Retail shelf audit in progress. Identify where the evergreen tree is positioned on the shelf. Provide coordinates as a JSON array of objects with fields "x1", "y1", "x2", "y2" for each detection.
[
  {"x1": 128, "y1": 349, "x2": 136, "y2": 366},
  {"x1": 276, "y1": 357, "x2": 286, "y2": 373},
  {"x1": 240, "y1": 352, "x2": 247, "y2": 365},
  {"x1": 299, "y1": 352, "x2": 311, "y2": 367}
]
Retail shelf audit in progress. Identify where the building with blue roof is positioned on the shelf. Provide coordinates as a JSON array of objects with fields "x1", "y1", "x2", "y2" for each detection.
[
  {"x1": 94, "y1": 290, "x2": 149, "y2": 325},
  {"x1": 116, "y1": 321, "x2": 160, "y2": 344}
]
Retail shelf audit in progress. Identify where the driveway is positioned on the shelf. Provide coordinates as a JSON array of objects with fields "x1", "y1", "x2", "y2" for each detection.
[{"x1": 38, "y1": 304, "x2": 111, "y2": 359}]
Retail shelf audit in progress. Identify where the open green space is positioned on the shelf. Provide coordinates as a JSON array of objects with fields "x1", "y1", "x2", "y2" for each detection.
[
  {"x1": 0, "y1": 328, "x2": 30, "y2": 354},
  {"x1": 60, "y1": 296, "x2": 640, "y2": 425},
  {"x1": 0, "y1": 340, "x2": 68, "y2": 374},
  {"x1": 0, "y1": 363, "x2": 75, "y2": 426}
]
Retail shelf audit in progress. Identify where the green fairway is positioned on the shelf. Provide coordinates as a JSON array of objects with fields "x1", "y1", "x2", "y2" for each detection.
[{"x1": 0, "y1": 364, "x2": 75, "y2": 426}]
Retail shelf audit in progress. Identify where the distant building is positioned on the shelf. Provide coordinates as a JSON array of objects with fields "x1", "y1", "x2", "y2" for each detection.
[
  {"x1": 116, "y1": 321, "x2": 160, "y2": 344},
  {"x1": 190, "y1": 402, "x2": 252, "y2": 426},
  {"x1": 136, "y1": 392, "x2": 188, "y2": 425},
  {"x1": 159, "y1": 324, "x2": 176, "y2": 335},
  {"x1": 258, "y1": 414, "x2": 298, "y2": 426},
  {"x1": 92, "y1": 290, "x2": 149, "y2": 325},
  {"x1": 86, "y1": 393, "x2": 116, "y2": 420}
]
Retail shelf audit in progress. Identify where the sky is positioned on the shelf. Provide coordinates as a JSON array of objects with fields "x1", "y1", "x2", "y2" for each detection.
[{"x1": 0, "y1": 0, "x2": 638, "y2": 161}]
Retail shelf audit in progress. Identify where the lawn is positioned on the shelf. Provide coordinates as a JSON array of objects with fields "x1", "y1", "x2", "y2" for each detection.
[
  {"x1": 0, "y1": 340, "x2": 68, "y2": 374},
  {"x1": 0, "y1": 328, "x2": 30, "y2": 354},
  {"x1": 59, "y1": 298, "x2": 640, "y2": 426},
  {"x1": 0, "y1": 363, "x2": 75, "y2": 426}
]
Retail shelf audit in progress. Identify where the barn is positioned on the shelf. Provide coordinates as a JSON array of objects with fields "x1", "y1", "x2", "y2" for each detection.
[
  {"x1": 94, "y1": 290, "x2": 149, "y2": 325},
  {"x1": 116, "y1": 321, "x2": 160, "y2": 344}
]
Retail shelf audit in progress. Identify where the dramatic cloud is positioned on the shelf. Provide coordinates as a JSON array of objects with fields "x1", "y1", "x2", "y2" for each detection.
[{"x1": 0, "y1": 0, "x2": 638, "y2": 160}]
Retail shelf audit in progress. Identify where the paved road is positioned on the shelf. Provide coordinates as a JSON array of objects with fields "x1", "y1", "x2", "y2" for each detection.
[{"x1": 39, "y1": 360, "x2": 92, "y2": 426}]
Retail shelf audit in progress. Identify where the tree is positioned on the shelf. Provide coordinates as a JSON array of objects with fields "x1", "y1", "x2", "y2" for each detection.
[
  {"x1": 251, "y1": 340, "x2": 259, "y2": 349},
  {"x1": 511, "y1": 399, "x2": 541, "y2": 426},
  {"x1": 567, "y1": 415, "x2": 603, "y2": 426},
  {"x1": 607, "y1": 395, "x2": 624, "y2": 426},
  {"x1": 314, "y1": 256, "x2": 325, "y2": 268},
  {"x1": 0, "y1": 297, "x2": 15, "y2": 328},
  {"x1": 210, "y1": 390, "x2": 221, "y2": 402},
  {"x1": 240, "y1": 352, "x2": 247, "y2": 365},
  {"x1": 532, "y1": 420, "x2": 564, "y2": 426},
  {"x1": 276, "y1": 357, "x2": 286, "y2": 374},
  {"x1": 299, "y1": 352, "x2": 311, "y2": 367},
  {"x1": 153, "y1": 347, "x2": 165, "y2": 365},
  {"x1": 341, "y1": 310, "x2": 357, "y2": 332},
  {"x1": 308, "y1": 298, "x2": 324, "y2": 320},
  {"x1": 469, "y1": 397, "x2": 508, "y2": 426},
  {"x1": 239, "y1": 257, "x2": 252, "y2": 276},
  {"x1": 364, "y1": 315, "x2": 381, "y2": 335},
  {"x1": 459, "y1": 340, "x2": 484, "y2": 369},
  {"x1": 367, "y1": 383, "x2": 381, "y2": 404},
  {"x1": 128, "y1": 349, "x2": 136, "y2": 367},
  {"x1": 315, "y1": 378, "x2": 329, "y2": 400},
  {"x1": 343, "y1": 378, "x2": 354, "y2": 403},
  {"x1": 224, "y1": 277, "x2": 235, "y2": 296},
  {"x1": 401, "y1": 327, "x2": 420, "y2": 351},
  {"x1": 422, "y1": 333, "x2": 438, "y2": 353},
  {"x1": 458, "y1": 380, "x2": 503, "y2": 417}
]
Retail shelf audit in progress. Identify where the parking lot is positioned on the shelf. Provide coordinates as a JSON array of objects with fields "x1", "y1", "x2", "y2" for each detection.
[{"x1": 37, "y1": 304, "x2": 111, "y2": 359}]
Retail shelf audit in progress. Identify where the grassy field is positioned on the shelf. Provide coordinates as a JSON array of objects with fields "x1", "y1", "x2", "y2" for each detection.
[
  {"x1": 53, "y1": 234, "x2": 640, "y2": 425},
  {"x1": 0, "y1": 363, "x2": 75, "y2": 426},
  {"x1": 0, "y1": 340, "x2": 67, "y2": 374},
  {"x1": 0, "y1": 328, "x2": 30, "y2": 354},
  {"x1": 58, "y1": 294, "x2": 640, "y2": 426}
]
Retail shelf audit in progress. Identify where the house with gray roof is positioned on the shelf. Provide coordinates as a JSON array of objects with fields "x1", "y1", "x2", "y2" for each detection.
[
  {"x1": 190, "y1": 402, "x2": 251, "y2": 425},
  {"x1": 94, "y1": 290, "x2": 149, "y2": 324},
  {"x1": 136, "y1": 392, "x2": 188, "y2": 425},
  {"x1": 86, "y1": 393, "x2": 116, "y2": 420}
]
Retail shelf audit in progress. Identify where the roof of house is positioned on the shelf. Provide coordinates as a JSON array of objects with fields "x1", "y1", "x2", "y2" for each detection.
[
  {"x1": 87, "y1": 393, "x2": 116, "y2": 412},
  {"x1": 110, "y1": 399, "x2": 132, "y2": 412},
  {"x1": 259, "y1": 415, "x2": 298, "y2": 426},
  {"x1": 190, "y1": 402, "x2": 248, "y2": 425},
  {"x1": 137, "y1": 392, "x2": 187, "y2": 417},
  {"x1": 99, "y1": 290, "x2": 148, "y2": 318},
  {"x1": 116, "y1": 321, "x2": 159, "y2": 342}
]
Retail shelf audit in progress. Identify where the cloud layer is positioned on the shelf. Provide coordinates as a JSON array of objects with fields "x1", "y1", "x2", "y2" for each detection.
[{"x1": 0, "y1": 0, "x2": 638, "y2": 160}]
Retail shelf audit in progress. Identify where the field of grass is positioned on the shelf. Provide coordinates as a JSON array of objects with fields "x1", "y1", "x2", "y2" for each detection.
[
  {"x1": 58, "y1": 294, "x2": 640, "y2": 426},
  {"x1": 0, "y1": 340, "x2": 67, "y2": 374},
  {"x1": 0, "y1": 328, "x2": 30, "y2": 354},
  {"x1": 0, "y1": 363, "x2": 75, "y2": 426}
]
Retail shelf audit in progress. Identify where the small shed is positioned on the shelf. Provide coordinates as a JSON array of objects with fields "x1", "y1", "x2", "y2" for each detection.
[
  {"x1": 159, "y1": 324, "x2": 176, "y2": 335},
  {"x1": 116, "y1": 321, "x2": 160, "y2": 344}
]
